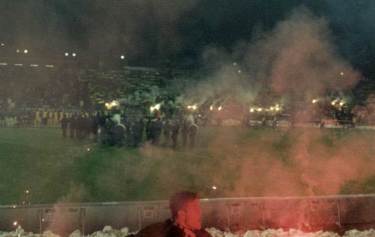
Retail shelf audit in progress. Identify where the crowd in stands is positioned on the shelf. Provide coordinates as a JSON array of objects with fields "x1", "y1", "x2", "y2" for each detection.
[{"x1": 0, "y1": 66, "x2": 88, "y2": 110}]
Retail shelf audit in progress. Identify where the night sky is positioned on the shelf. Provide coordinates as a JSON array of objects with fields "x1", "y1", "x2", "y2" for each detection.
[{"x1": 0, "y1": 0, "x2": 374, "y2": 76}]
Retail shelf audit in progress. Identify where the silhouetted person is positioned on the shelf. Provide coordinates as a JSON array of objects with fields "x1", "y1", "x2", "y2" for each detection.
[
  {"x1": 132, "y1": 118, "x2": 144, "y2": 147},
  {"x1": 261, "y1": 117, "x2": 267, "y2": 127},
  {"x1": 188, "y1": 123, "x2": 198, "y2": 148},
  {"x1": 181, "y1": 120, "x2": 189, "y2": 147},
  {"x1": 150, "y1": 117, "x2": 163, "y2": 145},
  {"x1": 91, "y1": 113, "x2": 99, "y2": 139},
  {"x1": 145, "y1": 117, "x2": 153, "y2": 142},
  {"x1": 134, "y1": 191, "x2": 212, "y2": 237},
  {"x1": 319, "y1": 119, "x2": 325, "y2": 128},
  {"x1": 163, "y1": 118, "x2": 171, "y2": 146},
  {"x1": 170, "y1": 119, "x2": 180, "y2": 149},
  {"x1": 111, "y1": 123, "x2": 126, "y2": 146},
  {"x1": 61, "y1": 114, "x2": 68, "y2": 138},
  {"x1": 41, "y1": 114, "x2": 48, "y2": 127},
  {"x1": 97, "y1": 111, "x2": 107, "y2": 128},
  {"x1": 83, "y1": 114, "x2": 91, "y2": 138},
  {"x1": 77, "y1": 114, "x2": 86, "y2": 139},
  {"x1": 69, "y1": 114, "x2": 78, "y2": 138},
  {"x1": 101, "y1": 117, "x2": 115, "y2": 145},
  {"x1": 272, "y1": 117, "x2": 277, "y2": 129}
]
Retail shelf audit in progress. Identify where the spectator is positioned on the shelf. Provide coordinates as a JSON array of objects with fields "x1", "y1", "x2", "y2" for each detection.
[{"x1": 134, "y1": 191, "x2": 212, "y2": 237}]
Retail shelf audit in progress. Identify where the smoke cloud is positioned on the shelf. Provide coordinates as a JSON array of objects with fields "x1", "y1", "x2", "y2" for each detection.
[{"x1": 180, "y1": 7, "x2": 372, "y2": 198}]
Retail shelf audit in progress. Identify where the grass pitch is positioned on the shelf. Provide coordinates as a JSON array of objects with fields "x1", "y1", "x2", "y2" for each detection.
[{"x1": 0, "y1": 127, "x2": 374, "y2": 205}]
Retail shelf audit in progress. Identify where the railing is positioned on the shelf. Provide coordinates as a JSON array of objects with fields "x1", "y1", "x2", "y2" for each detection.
[{"x1": 1, "y1": 194, "x2": 375, "y2": 236}]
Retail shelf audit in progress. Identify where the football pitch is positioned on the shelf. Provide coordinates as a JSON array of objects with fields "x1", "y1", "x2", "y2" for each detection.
[{"x1": 0, "y1": 127, "x2": 374, "y2": 205}]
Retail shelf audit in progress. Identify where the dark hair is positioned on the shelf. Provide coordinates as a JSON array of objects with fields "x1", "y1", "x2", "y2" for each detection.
[{"x1": 169, "y1": 191, "x2": 198, "y2": 218}]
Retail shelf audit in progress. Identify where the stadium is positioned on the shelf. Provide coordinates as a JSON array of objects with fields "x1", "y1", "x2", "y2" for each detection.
[{"x1": 1, "y1": 1, "x2": 375, "y2": 236}]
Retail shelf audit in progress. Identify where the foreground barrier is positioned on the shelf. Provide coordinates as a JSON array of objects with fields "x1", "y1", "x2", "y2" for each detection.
[{"x1": 0, "y1": 194, "x2": 374, "y2": 236}]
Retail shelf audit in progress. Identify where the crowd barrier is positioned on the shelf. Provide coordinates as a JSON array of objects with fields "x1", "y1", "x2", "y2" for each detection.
[{"x1": 0, "y1": 194, "x2": 375, "y2": 236}]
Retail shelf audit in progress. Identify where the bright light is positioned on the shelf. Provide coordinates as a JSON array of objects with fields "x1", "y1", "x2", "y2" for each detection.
[
  {"x1": 120, "y1": 55, "x2": 125, "y2": 60},
  {"x1": 212, "y1": 185, "x2": 217, "y2": 190},
  {"x1": 340, "y1": 72, "x2": 344, "y2": 76},
  {"x1": 270, "y1": 107, "x2": 275, "y2": 111},
  {"x1": 65, "y1": 52, "x2": 69, "y2": 57},
  {"x1": 105, "y1": 100, "x2": 120, "y2": 110},
  {"x1": 209, "y1": 105, "x2": 214, "y2": 111},
  {"x1": 312, "y1": 99, "x2": 318, "y2": 104},
  {"x1": 331, "y1": 99, "x2": 339, "y2": 106},
  {"x1": 217, "y1": 106, "x2": 223, "y2": 111},
  {"x1": 1, "y1": 43, "x2": 5, "y2": 46},
  {"x1": 272, "y1": 103, "x2": 281, "y2": 112},
  {"x1": 237, "y1": 69, "x2": 242, "y2": 74},
  {"x1": 87, "y1": 148, "x2": 91, "y2": 152},
  {"x1": 339, "y1": 101, "x2": 345, "y2": 106},
  {"x1": 16, "y1": 49, "x2": 20, "y2": 53},
  {"x1": 25, "y1": 190, "x2": 30, "y2": 194},
  {"x1": 187, "y1": 104, "x2": 198, "y2": 111},
  {"x1": 13, "y1": 221, "x2": 18, "y2": 226},
  {"x1": 72, "y1": 53, "x2": 77, "y2": 57},
  {"x1": 250, "y1": 108, "x2": 255, "y2": 113},
  {"x1": 111, "y1": 101, "x2": 119, "y2": 107},
  {"x1": 0, "y1": 62, "x2": 8, "y2": 66},
  {"x1": 257, "y1": 108, "x2": 263, "y2": 112},
  {"x1": 150, "y1": 103, "x2": 161, "y2": 112},
  {"x1": 23, "y1": 49, "x2": 28, "y2": 54}
]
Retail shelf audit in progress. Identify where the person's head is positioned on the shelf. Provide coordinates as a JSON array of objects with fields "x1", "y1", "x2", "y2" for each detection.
[{"x1": 169, "y1": 191, "x2": 202, "y2": 230}]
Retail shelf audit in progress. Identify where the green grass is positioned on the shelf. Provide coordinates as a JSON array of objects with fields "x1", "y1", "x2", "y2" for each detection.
[{"x1": 0, "y1": 127, "x2": 374, "y2": 205}]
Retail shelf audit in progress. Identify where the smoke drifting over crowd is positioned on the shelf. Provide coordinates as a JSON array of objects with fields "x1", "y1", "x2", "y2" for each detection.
[
  {"x1": 31, "y1": 7, "x2": 373, "y2": 203},
  {"x1": 186, "y1": 7, "x2": 361, "y2": 118},
  {"x1": 178, "y1": 7, "x2": 373, "y2": 198}
]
